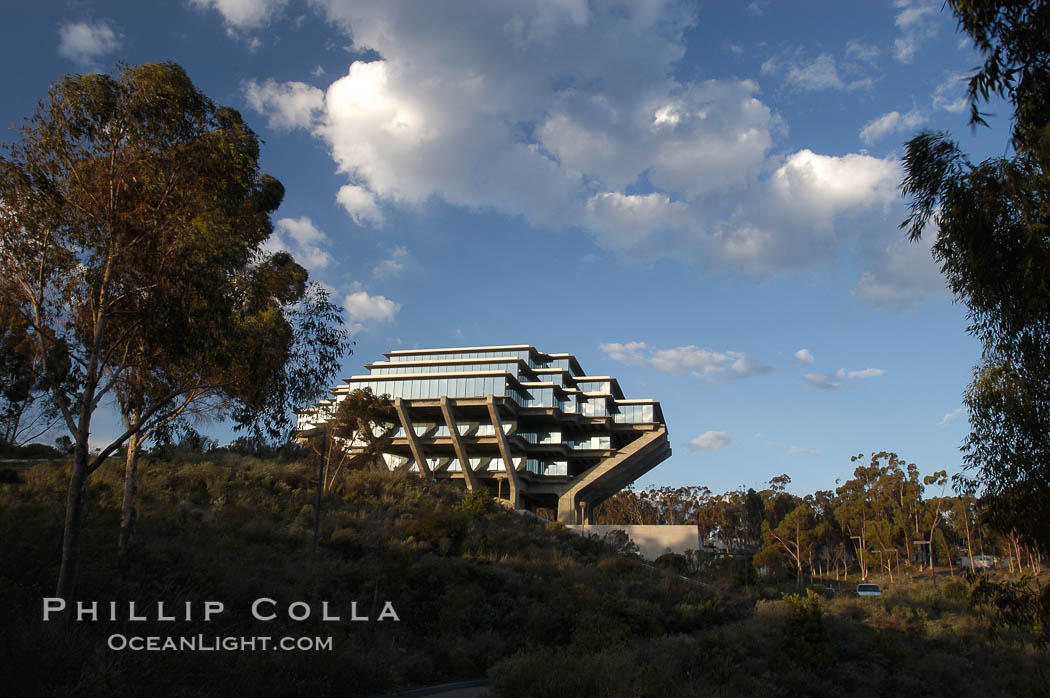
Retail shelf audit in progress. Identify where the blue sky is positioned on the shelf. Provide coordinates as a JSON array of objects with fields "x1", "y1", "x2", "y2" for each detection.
[{"x1": 3, "y1": 1, "x2": 1011, "y2": 497}]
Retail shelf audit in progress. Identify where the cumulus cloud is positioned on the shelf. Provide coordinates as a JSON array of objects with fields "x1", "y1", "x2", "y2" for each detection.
[
  {"x1": 190, "y1": 0, "x2": 287, "y2": 30},
  {"x1": 57, "y1": 20, "x2": 121, "y2": 66},
  {"x1": 344, "y1": 289, "x2": 400, "y2": 333},
  {"x1": 705, "y1": 149, "x2": 901, "y2": 274},
  {"x1": 336, "y1": 184, "x2": 385, "y2": 227},
  {"x1": 852, "y1": 230, "x2": 947, "y2": 311},
  {"x1": 276, "y1": 217, "x2": 331, "y2": 269},
  {"x1": 803, "y1": 367, "x2": 886, "y2": 390},
  {"x1": 260, "y1": 216, "x2": 332, "y2": 272},
  {"x1": 227, "y1": 1, "x2": 938, "y2": 305},
  {"x1": 243, "y1": 79, "x2": 324, "y2": 130},
  {"x1": 893, "y1": 0, "x2": 939, "y2": 63},
  {"x1": 794, "y1": 349, "x2": 815, "y2": 365},
  {"x1": 940, "y1": 407, "x2": 965, "y2": 426},
  {"x1": 689, "y1": 431, "x2": 732, "y2": 451},
  {"x1": 600, "y1": 342, "x2": 770, "y2": 381},
  {"x1": 859, "y1": 109, "x2": 925, "y2": 145}
]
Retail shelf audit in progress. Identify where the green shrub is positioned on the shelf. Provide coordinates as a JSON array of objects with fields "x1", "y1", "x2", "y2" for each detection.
[
  {"x1": 460, "y1": 488, "x2": 494, "y2": 515},
  {"x1": 781, "y1": 589, "x2": 832, "y2": 667}
]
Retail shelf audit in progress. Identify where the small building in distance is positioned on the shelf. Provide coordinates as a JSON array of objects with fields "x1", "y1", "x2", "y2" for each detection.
[{"x1": 296, "y1": 344, "x2": 671, "y2": 523}]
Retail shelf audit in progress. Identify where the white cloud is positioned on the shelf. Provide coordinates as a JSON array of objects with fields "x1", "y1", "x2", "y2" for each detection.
[
  {"x1": 261, "y1": 217, "x2": 332, "y2": 272},
  {"x1": 190, "y1": 0, "x2": 287, "y2": 30},
  {"x1": 852, "y1": 230, "x2": 947, "y2": 311},
  {"x1": 230, "y1": 2, "x2": 928, "y2": 291},
  {"x1": 785, "y1": 54, "x2": 843, "y2": 91},
  {"x1": 336, "y1": 184, "x2": 385, "y2": 228},
  {"x1": 762, "y1": 50, "x2": 844, "y2": 91},
  {"x1": 372, "y1": 245, "x2": 409, "y2": 280},
  {"x1": 847, "y1": 368, "x2": 886, "y2": 379},
  {"x1": 787, "y1": 445, "x2": 822, "y2": 456},
  {"x1": 273, "y1": 216, "x2": 331, "y2": 270},
  {"x1": 278, "y1": 216, "x2": 325, "y2": 247},
  {"x1": 584, "y1": 192, "x2": 689, "y2": 258},
  {"x1": 845, "y1": 39, "x2": 879, "y2": 64},
  {"x1": 689, "y1": 431, "x2": 732, "y2": 451},
  {"x1": 893, "y1": 0, "x2": 939, "y2": 64},
  {"x1": 803, "y1": 371, "x2": 842, "y2": 390},
  {"x1": 859, "y1": 109, "x2": 925, "y2": 145},
  {"x1": 600, "y1": 342, "x2": 770, "y2": 381},
  {"x1": 940, "y1": 407, "x2": 965, "y2": 427},
  {"x1": 794, "y1": 348, "x2": 814, "y2": 365},
  {"x1": 57, "y1": 20, "x2": 121, "y2": 66},
  {"x1": 932, "y1": 72, "x2": 969, "y2": 113},
  {"x1": 847, "y1": 78, "x2": 876, "y2": 92},
  {"x1": 343, "y1": 290, "x2": 400, "y2": 333},
  {"x1": 705, "y1": 149, "x2": 902, "y2": 274},
  {"x1": 803, "y1": 367, "x2": 886, "y2": 390},
  {"x1": 243, "y1": 79, "x2": 325, "y2": 130}
]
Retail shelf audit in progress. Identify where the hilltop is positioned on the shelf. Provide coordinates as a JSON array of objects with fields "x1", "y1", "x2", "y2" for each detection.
[{"x1": 0, "y1": 456, "x2": 1045, "y2": 697}]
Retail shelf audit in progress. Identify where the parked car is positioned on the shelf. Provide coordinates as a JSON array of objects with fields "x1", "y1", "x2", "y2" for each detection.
[{"x1": 856, "y1": 583, "x2": 882, "y2": 597}]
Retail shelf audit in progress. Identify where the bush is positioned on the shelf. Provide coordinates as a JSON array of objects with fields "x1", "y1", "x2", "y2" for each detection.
[
  {"x1": 654, "y1": 552, "x2": 689, "y2": 574},
  {"x1": 460, "y1": 488, "x2": 495, "y2": 515},
  {"x1": 22, "y1": 463, "x2": 69, "y2": 492},
  {"x1": 780, "y1": 589, "x2": 832, "y2": 667}
]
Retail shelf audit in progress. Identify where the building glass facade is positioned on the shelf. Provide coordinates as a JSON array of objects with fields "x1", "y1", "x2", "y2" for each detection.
[{"x1": 296, "y1": 344, "x2": 670, "y2": 524}]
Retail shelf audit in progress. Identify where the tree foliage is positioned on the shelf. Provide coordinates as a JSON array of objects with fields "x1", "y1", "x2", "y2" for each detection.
[
  {"x1": 0, "y1": 62, "x2": 348, "y2": 600},
  {"x1": 900, "y1": 0, "x2": 1050, "y2": 553}
]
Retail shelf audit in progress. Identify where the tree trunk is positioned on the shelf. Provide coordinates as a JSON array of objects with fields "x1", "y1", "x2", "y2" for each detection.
[
  {"x1": 964, "y1": 516, "x2": 975, "y2": 572},
  {"x1": 56, "y1": 442, "x2": 90, "y2": 604},
  {"x1": 118, "y1": 429, "x2": 141, "y2": 560}
]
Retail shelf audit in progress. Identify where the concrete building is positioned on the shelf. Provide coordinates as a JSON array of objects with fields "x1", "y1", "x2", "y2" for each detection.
[{"x1": 296, "y1": 344, "x2": 670, "y2": 523}]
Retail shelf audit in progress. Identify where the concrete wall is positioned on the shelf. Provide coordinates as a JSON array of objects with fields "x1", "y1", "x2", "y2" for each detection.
[{"x1": 566, "y1": 524, "x2": 699, "y2": 560}]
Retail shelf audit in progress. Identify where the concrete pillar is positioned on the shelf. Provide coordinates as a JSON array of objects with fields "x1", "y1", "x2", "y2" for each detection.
[
  {"x1": 486, "y1": 396, "x2": 522, "y2": 508},
  {"x1": 394, "y1": 398, "x2": 431, "y2": 477},
  {"x1": 557, "y1": 490, "x2": 578, "y2": 524},
  {"x1": 440, "y1": 396, "x2": 480, "y2": 491}
]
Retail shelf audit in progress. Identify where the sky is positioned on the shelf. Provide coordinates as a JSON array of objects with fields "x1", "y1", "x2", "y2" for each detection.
[{"x1": 2, "y1": 0, "x2": 1015, "y2": 497}]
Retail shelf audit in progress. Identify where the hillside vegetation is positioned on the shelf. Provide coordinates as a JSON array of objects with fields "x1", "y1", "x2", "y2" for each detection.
[{"x1": 0, "y1": 456, "x2": 1046, "y2": 697}]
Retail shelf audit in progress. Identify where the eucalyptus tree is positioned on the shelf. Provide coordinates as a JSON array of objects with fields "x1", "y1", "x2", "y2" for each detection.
[
  {"x1": 0, "y1": 62, "x2": 348, "y2": 601},
  {"x1": 762, "y1": 502, "x2": 816, "y2": 587},
  {"x1": 0, "y1": 299, "x2": 51, "y2": 445},
  {"x1": 900, "y1": 0, "x2": 1050, "y2": 553}
]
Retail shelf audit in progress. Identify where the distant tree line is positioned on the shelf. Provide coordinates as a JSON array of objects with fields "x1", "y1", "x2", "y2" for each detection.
[{"x1": 596, "y1": 451, "x2": 1044, "y2": 586}]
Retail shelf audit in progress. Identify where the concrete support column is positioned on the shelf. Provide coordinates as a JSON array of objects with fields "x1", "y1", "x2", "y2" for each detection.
[
  {"x1": 557, "y1": 490, "x2": 578, "y2": 524},
  {"x1": 394, "y1": 398, "x2": 432, "y2": 477},
  {"x1": 440, "y1": 396, "x2": 480, "y2": 491},
  {"x1": 486, "y1": 396, "x2": 521, "y2": 508}
]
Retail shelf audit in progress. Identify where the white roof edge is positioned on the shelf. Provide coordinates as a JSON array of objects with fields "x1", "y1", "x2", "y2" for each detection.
[
  {"x1": 368, "y1": 356, "x2": 526, "y2": 365},
  {"x1": 346, "y1": 370, "x2": 512, "y2": 381},
  {"x1": 386, "y1": 344, "x2": 534, "y2": 355}
]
